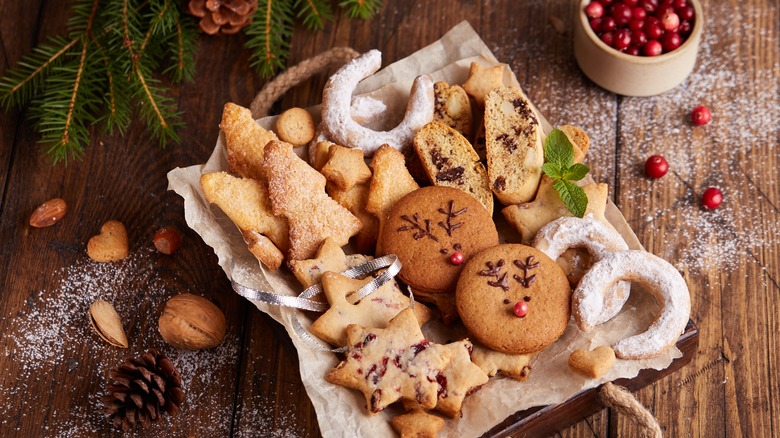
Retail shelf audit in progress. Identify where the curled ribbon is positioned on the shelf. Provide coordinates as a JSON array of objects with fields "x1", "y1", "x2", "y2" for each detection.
[{"x1": 231, "y1": 254, "x2": 403, "y2": 353}]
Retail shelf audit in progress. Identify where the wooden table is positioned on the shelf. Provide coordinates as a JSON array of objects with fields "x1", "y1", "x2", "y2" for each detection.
[{"x1": 1, "y1": 1, "x2": 777, "y2": 436}]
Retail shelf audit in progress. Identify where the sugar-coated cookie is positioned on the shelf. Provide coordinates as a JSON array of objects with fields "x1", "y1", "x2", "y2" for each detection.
[
  {"x1": 568, "y1": 346, "x2": 616, "y2": 379},
  {"x1": 462, "y1": 62, "x2": 506, "y2": 107},
  {"x1": 327, "y1": 182, "x2": 380, "y2": 255},
  {"x1": 456, "y1": 244, "x2": 571, "y2": 354},
  {"x1": 220, "y1": 102, "x2": 278, "y2": 180},
  {"x1": 391, "y1": 410, "x2": 445, "y2": 438},
  {"x1": 379, "y1": 186, "x2": 499, "y2": 295},
  {"x1": 321, "y1": 144, "x2": 372, "y2": 192},
  {"x1": 275, "y1": 107, "x2": 315, "y2": 147}
]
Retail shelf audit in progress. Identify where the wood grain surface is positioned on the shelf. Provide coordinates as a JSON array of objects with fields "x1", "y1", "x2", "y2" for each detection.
[{"x1": 0, "y1": 0, "x2": 777, "y2": 437}]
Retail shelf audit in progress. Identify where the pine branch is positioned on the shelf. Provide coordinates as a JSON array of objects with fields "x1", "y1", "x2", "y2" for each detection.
[
  {"x1": 339, "y1": 0, "x2": 382, "y2": 20},
  {"x1": 245, "y1": 0, "x2": 294, "y2": 78},
  {"x1": 163, "y1": 14, "x2": 197, "y2": 83},
  {"x1": 294, "y1": 0, "x2": 333, "y2": 30}
]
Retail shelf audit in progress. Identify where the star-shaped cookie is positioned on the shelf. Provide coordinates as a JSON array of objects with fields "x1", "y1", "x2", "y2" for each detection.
[
  {"x1": 462, "y1": 62, "x2": 506, "y2": 106},
  {"x1": 288, "y1": 237, "x2": 371, "y2": 288},
  {"x1": 471, "y1": 342, "x2": 534, "y2": 381},
  {"x1": 325, "y1": 308, "x2": 453, "y2": 413},
  {"x1": 320, "y1": 144, "x2": 373, "y2": 191},
  {"x1": 391, "y1": 410, "x2": 445, "y2": 438},
  {"x1": 310, "y1": 272, "x2": 432, "y2": 346}
]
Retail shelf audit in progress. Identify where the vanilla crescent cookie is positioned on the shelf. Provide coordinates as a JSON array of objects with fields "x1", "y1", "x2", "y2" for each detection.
[
  {"x1": 574, "y1": 250, "x2": 691, "y2": 359},
  {"x1": 533, "y1": 215, "x2": 630, "y2": 325},
  {"x1": 321, "y1": 50, "x2": 434, "y2": 155}
]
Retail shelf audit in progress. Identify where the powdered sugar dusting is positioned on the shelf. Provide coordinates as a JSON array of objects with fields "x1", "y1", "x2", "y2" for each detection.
[{"x1": 0, "y1": 248, "x2": 304, "y2": 437}]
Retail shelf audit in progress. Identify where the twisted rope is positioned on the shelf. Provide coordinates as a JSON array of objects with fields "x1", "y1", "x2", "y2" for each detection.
[
  {"x1": 250, "y1": 47, "x2": 360, "y2": 118},
  {"x1": 600, "y1": 382, "x2": 663, "y2": 437}
]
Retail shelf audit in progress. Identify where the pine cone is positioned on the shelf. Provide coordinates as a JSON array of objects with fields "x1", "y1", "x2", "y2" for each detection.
[
  {"x1": 101, "y1": 349, "x2": 185, "y2": 431},
  {"x1": 188, "y1": 0, "x2": 258, "y2": 35}
]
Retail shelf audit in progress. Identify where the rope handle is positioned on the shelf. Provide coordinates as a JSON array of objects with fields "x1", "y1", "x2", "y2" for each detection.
[
  {"x1": 600, "y1": 382, "x2": 663, "y2": 437},
  {"x1": 250, "y1": 47, "x2": 360, "y2": 118}
]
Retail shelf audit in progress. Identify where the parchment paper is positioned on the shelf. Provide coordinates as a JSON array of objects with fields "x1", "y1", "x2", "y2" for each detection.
[{"x1": 168, "y1": 21, "x2": 682, "y2": 438}]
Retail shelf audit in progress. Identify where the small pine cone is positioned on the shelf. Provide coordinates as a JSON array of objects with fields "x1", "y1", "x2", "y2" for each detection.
[
  {"x1": 188, "y1": 0, "x2": 258, "y2": 35},
  {"x1": 101, "y1": 349, "x2": 185, "y2": 432}
]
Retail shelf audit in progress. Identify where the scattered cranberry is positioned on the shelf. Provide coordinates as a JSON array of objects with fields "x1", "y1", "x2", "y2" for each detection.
[
  {"x1": 645, "y1": 155, "x2": 669, "y2": 178},
  {"x1": 643, "y1": 39, "x2": 663, "y2": 56},
  {"x1": 513, "y1": 301, "x2": 529, "y2": 318},
  {"x1": 691, "y1": 105, "x2": 712, "y2": 125},
  {"x1": 701, "y1": 187, "x2": 723, "y2": 209},
  {"x1": 153, "y1": 226, "x2": 182, "y2": 254},
  {"x1": 585, "y1": 1, "x2": 605, "y2": 18},
  {"x1": 449, "y1": 251, "x2": 465, "y2": 265},
  {"x1": 661, "y1": 32, "x2": 682, "y2": 51}
]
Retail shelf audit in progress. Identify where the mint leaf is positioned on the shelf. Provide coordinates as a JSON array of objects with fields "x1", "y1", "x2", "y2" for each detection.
[
  {"x1": 542, "y1": 162, "x2": 563, "y2": 179},
  {"x1": 563, "y1": 163, "x2": 590, "y2": 181},
  {"x1": 543, "y1": 128, "x2": 574, "y2": 168},
  {"x1": 552, "y1": 179, "x2": 588, "y2": 218}
]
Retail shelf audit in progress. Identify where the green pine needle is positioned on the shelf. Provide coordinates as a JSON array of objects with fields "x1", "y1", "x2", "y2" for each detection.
[
  {"x1": 246, "y1": 0, "x2": 294, "y2": 78},
  {"x1": 295, "y1": 0, "x2": 334, "y2": 30},
  {"x1": 339, "y1": 0, "x2": 383, "y2": 20}
]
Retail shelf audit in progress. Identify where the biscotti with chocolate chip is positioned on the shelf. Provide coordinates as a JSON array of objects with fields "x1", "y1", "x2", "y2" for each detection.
[
  {"x1": 413, "y1": 121, "x2": 494, "y2": 215},
  {"x1": 484, "y1": 86, "x2": 544, "y2": 205}
]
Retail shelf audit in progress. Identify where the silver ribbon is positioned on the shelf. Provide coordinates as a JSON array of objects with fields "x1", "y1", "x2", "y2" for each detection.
[{"x1": 231, "y1": 254, "x2": 402, "y2": 353}]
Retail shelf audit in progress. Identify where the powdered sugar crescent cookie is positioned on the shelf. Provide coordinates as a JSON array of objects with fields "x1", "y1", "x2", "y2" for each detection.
[
  {"x1": 533, "y1": 215, "x2": 631, "y2": 325},
  {"x1": 321, "y1": 50, "x2": 434, "y2": 155},
  {"x1": 574, "y1": 250, "x2": 691, "y2": 359}
]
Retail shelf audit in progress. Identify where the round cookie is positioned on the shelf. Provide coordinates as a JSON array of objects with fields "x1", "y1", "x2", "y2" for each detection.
[
  {"x1": 456, "y1": 244, "x2": 571, "y2": 354},
  {"x1": 379, "y1": 186, "x2": 498, "y2": 295}
]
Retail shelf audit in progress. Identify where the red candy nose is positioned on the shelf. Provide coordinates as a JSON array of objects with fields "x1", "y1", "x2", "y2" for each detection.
[{"x1": 513, "y1": 301, "x2": 528, "y2": 318}]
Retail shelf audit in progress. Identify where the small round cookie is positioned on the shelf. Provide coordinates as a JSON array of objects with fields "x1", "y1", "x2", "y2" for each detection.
[
  {"x1": 456, "y1": 244, "x2": 571, "y2": 354},
  {"x1": 379, "y1": 186, "x2": 498, "y2": 295},
  {"x1": 275, "y1": 107, "x2": 315, "y2": 147}
]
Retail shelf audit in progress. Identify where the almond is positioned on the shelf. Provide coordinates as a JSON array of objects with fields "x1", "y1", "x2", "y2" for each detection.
[
  {"x1": 29, "y1": 198, "x2": 67, "y2": 228},
  {"x1": 89, "y1": 299, "x2": 129, "y2": 348}
]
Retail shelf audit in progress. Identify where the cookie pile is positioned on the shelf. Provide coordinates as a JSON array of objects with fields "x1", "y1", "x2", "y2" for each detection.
[{"x1": 199, "y1": 50, "x2": 690, "y2": 436}]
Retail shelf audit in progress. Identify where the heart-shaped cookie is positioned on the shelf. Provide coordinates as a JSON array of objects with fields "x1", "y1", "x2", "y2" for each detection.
[
  {"x1": 568, "y1": 345, "x2": 616, "y2": 379},
  {"x1": 87, "y1": 220, "x2": 129, "y2": 262}
]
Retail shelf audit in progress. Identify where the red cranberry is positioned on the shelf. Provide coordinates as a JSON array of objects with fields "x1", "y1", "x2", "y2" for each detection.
[
  {"x1": 661, "y1": 32, "x2": 682, "y2": 52},
  {"x1": 449, "y1": 251, "x2": 465, "y2": 265},
  {"x1": 590, "y1": 17, "x2": 603, "y2": 31},
  {"x1": 655, "y1": 4, "x2": 675, "y2": 17},
  {"x1": 691, "y1": 105, "x2": 712, "y2": 125},
  {"x1": 640, "y1": 0, "x2": 659, "y2": 13},
  {"x1": 615, "y1": 28, "x2": 632, "y2": 50},
  {"x1": 632, "y1": 29, "x2": 648, "y2": 46},
  {"x1": 644, "y1": 39, "x2": 663, "y2": 56},
  {"x1": 611, "y1": 3, "x2": 633, "y2": 26},
  {"x1": 599, "y1": 0, "x2": 615, "y2": 6},
  {"x1": 601, "y1": 16, "x2": 617, "y2": 32},
  {"x1": 632, "y1": 6, "x2": 647, "y2": 20},
  {"x1": 672, "y1": 0, "x2": 687, "y2": 8},
  {"x1": 513, "y1": 301, "x2": 529, "y2": 318},
  {"x1": 677, "y1": 4, "x2": 695, "y2": 20},
  {"x1": 623, "y1": 0, "x2": 639, "y2": 6},
  {"x1": 629, "y1": 18, "x2": 645, "y2": 31},
  {"x1": 645, "y1": 155, "x2": 669, "y2": 178},
  {"x1": 678, "y1": 20, "x2": 693, "y2": 36},
  {"x1": 644, "y1": 18, "x2": 664, "y2": 39},
  {"x1": 601, "y1": 31, "x2": 616, "y2": 46},
  {"x1": 625, "y1": 45, "x2": 641, "y2": 56},
  {"x1": 701, "y1": 187, "x2": 723, "y2": 209},
  {"x1": 660, "y1": 0, "x2": 674, "y2": 4},
  {"x1": 585, "y1": 1, "x2": 605, "y2": 19},
  {"x1": 661, "y1": 11, "x2": 680, "y2": 32}
]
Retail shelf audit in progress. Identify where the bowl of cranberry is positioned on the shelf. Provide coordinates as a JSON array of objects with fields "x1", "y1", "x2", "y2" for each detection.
[{"x1": 574, "y1": 0, "x2": 703, "y2": 96}]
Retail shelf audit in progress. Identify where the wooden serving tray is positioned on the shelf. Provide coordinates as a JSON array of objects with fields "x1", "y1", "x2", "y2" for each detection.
[{"x1": 483, "y1": 320, "x2": 699, "y2": 437}]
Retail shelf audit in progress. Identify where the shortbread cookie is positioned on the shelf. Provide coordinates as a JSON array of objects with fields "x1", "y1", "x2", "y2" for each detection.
[
  {"x1": 220, "y1": 102, "x2": 278, "y2": 180},
  {"x1": 568, "y1": 346, "x2": 616, "y2": 379},
  {"x1": 321, "y1": 144, "x2": 372, "y2": 192},
  {"x1": 262, "y1": 141, "x2": 362, "y2": 260},
  {"x1": 275, "y1": 107, "x2": 315, "y2": 147},
  {"x1": 471, "y1": 342, "x2": 534, "y2": 381},
  {"x1": 311, "y1": 139, "x2": 335, "y2": 171},
  {"x1": 484, "y1": 86, "x2": 544, "y2": 205},
  {"x1": 321, "y1": 50, "x2": 434, "y2": 155},
  {"x1": 533, "y1": 215, "x2": 630, "y2": 325},
  {"x1": 404, "y1": 339, "x2": 489, "y2": 418},
  {"x1": 559, "y1": 125, "x2": 590, "y2": 164},
  {"x1": 87, "y1": 220, "x2": 129, "y2": 262},
  {"x1": 328, "y1": 182, "x2": 380, "y2": 255},
  {"x1": 433, "y1": 81, "x2": 473, "y2": 137},
  {"x1": 288, "y1": 237, "x2": 370, "y2": 289},
  {"x1": 310, "y1": 271, "x2": 431, "y2": 346},
  {"x1": 462, "y1": 62, "x2": 506, "y2": 106},
  {"x1": 414, "y1": 121, "x2": 494, "y2": 215},
  {"x1": 379, "y1": 186, "x2": 499, "y2": 295},
  {"x1": 456, "y1": 244, "x2": 571, "y2": 354},
  {"x1": 242, "y1": 229, "x2": 284, "y2": 271},
  {"x1": 391, "y1": 410, "x2": 445, "y2": 438},
  {"x1": 411, "y1": 289, "x2": 459, "y2": 325},
  {"x1": 502, "y1": 176, "x2": 609, "y2": 243},
  {"x1": 573, "y1": 250, "x2": 690, "y2": 359},
  {"x1": 326, "y1": 308, "x2": 453, "y2": 413}
]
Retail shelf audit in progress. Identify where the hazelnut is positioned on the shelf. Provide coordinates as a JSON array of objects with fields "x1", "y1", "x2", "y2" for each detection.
[{"x1": 158, "y1": 294, "x2": 226, "y2": 350}]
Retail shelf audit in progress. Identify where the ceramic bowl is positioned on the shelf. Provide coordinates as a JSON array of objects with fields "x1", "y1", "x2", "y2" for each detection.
[{"x1": 573, "y1": 0, "x2": 704, "y2": 96}]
